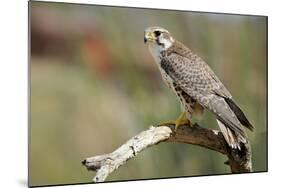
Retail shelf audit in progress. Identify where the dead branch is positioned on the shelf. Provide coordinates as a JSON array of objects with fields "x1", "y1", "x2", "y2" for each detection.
[{"x1": 82, "y1": 124, "x2": 252, "y2": 182}]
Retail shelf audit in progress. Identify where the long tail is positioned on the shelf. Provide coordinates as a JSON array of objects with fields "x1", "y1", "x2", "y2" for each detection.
[
  {"x1": 216, "y1": 120, "x2": 246, "y2": 149},
  {"x1": 209, "y1": 95, "x2": 253, "y2": 149},
  {"x1": 218, "y1": 98, "x2": 254, "y2": 149}
]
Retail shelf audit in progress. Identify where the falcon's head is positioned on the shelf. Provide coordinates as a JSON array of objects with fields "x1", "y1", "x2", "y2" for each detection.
[{"x1": 144, "y1": 26, "x2": 175, "y2": 52}]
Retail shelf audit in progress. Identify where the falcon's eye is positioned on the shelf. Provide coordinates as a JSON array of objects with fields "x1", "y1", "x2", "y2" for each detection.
[{"x1": 154, "y1": 30, "x2": 161, "y2": 37}]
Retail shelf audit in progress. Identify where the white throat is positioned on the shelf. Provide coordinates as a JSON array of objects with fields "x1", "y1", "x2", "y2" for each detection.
[
  {"x1": 148, "y1": 43, "x2": 162, "y2": 62},
  {"x1": 148, "y1": 38, "x2": 173, "y2": 62}
]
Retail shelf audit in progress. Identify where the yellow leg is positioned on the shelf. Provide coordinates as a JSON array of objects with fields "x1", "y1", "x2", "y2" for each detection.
[{"x1": 157, "y1": 111, "x2": 191, "y2": 131}]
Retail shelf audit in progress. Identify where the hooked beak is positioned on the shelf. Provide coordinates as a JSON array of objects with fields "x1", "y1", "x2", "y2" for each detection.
[{"x1": 144, "y1": 31, "x2": 155, "y2": 44}]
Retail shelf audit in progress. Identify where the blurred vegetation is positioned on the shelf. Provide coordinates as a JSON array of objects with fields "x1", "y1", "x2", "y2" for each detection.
[{"x1": 30, "y1": 1, "x2": 267, "y2": 187}]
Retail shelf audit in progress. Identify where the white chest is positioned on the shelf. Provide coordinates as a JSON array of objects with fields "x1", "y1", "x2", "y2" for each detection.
[{"x1": 149, "y1": 44, "x2": 173, "y2": 87}]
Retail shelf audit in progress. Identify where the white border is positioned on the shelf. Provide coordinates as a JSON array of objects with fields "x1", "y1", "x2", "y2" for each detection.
[{"x1": 1, "y1": 0, "x2": 279, "y2": 188}]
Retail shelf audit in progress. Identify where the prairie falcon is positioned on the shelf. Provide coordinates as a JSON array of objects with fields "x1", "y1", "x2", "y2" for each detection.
[{"x1": 144, "y1": 26, "x2": 254, "y2": 149}]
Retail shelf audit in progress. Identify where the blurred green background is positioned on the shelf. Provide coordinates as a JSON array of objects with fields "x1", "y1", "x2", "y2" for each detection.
[{"x1": 30, "y1": 1, "x2": 267, "y2": 187}]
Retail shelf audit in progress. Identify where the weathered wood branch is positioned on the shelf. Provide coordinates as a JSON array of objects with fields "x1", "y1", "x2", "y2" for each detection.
[{"x1": 82, "y1": 124, "x2": 252, "y2": 182}]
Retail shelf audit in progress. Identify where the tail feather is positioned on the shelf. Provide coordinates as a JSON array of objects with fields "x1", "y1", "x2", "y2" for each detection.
[
  {"x1": 207, "y1": 95, "x2": 252, "y2": 149},
  {"x1": 217, "y1": 119, "x2": 246, "y2": 149}
]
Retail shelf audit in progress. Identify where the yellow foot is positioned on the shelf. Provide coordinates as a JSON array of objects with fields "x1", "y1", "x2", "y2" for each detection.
[
  {"x1": 175, "y1": 119, "x2": 191, "y2": 131},
  {"x1": 157, "y1": 112, "x2": 192, "y2": 131}
]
